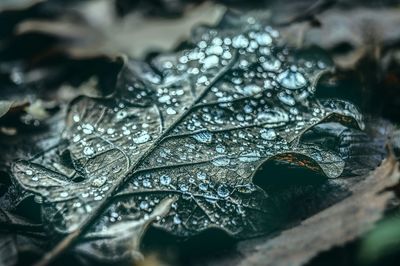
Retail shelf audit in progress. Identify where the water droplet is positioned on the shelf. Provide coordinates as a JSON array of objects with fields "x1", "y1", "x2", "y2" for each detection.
[
  {"x1": 222, "y1": 51, "x2": 232, "y2": 59},
  {"x1": 92, "y1": 176, "x2": 106, "y2": 187},
  {"x1": 82, "y1": 124, "x2": 94, "y2": 135},
  {"x1": 206, "y1": 45, "x2": 223, "y2": 55},
  {"x1": 215, "y1": 144, "x2": 226, "y2": 153},
  {"x1": 94, "y1": 195, "x2": 102, "y2": 201},
  {"x1": 197, "y1": 172, "x2": 207, "y2": 180},
  {"x1": 217, "y1": 185, "x2": 230, "y2": 198},
  {"x1": 140, "y1": 201, "x2": 149, "y2": 210},
  {"x1": 260, "y1": 129, "x2": 277, "y2": 140},
  {"x1": 202, "y1": 55, "x2": 220, "y2": 69},
  {"x1": 143, "y1": 179, "x2": 151, "y2": 188},
  {"x1": 179, "y1": 183, "x2": 189, "y2": 192},
  {"x1": 193, "y1": 131, "x2": 213, "y2": 143},
  {"x1": 257, "y1": 109, "x2": 289, "y2": 125},
  {"x1": 60, "y1": 192, "x2": 69, "y2": 197},
  {"x1": 133, "y1": 133, "x2": 151, "y2": 144},
  {"x1": 254, "y1": 32, "x2": 272, "y2": 46},
  {"x1": 232, "y1": 35, "x2": 249, "y2": 48},
  {"x1": 199, "y1": 183, "x2": 208, "y2": 191},
  {"x1": 158, "y1": 95, "x2": 171, "y2": 103},
  {"x1": 262, "y1": 58, "x2": 281, "y2": 71},
  {"x1": 166, "y1": 107, "x2": 177, "y2": 115},
  {"x1": 278, "y1": 92, "x2": 296, "y2": 106},
  {"x1": 173, "y1": 215, "x2": 182, "y2": 224},
  {"x1": 73, "y1": 135, "x2": 81, "y2": 142},
  {"x1": 241, "y1": 84, "x2": 262, "y2": 96},
  {"x1": 83, "y1": 147, "x2": 94, "y2": 156},
  {"x1": 26, "y1": 170, "x2": 33, "y2": 176},
  {"x1": 73, "y1": 115, "x2": 80, "y2": 122},
  {"x1": 160, "y1": 175, "x2": 172, "y2": 186},
  {"x1": 277, "y1": 68, "x2": 307, "y2": 90}
]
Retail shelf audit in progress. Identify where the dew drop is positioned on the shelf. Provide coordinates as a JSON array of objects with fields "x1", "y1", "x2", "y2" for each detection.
[
  {"x1": 92, "y1": 176, "x2": 106, "y2": 187},
  {"x1": 197, "y1": 172, "x2": 207, "y2": 180},
  {"x1": 260, "y1": 128, "x2": 277, "y2": 140},
  {"x1": 202, "y1": 55, "x2": 220, "y2": 69},
  {"x1": 158, "y1": 95, "x2": 171, "y2": 103},
  {"x1": 241, "y1": 84, "x2": 262, "y2": 96},
  {"x1": 215, "y1": 144, "x2": 226, "y2": 153},
  {"x1": 206, "y1": 45, "x2": 223, "y2": 55},
  {"x1": 254, "y1": 32, "x2": 272, "y2": 46},
  {"x1": 173, "y1": 215, "x2": 182, "y2": 225},
  {"x1": 140, "y1": 201, "x2": 149, "y2": 210},
  {"x1": 83, "y1": 147, "x2": 94, "y2": 156},
  {"x1": 143, "y1": 179, "x2": 152, "y2": 188},
  {"x1": 166, "y1": 107, "x2": 177, "y2": 115},
  {"x1": 133, "y1": 133, "x2": 151, "y2": 144},
  {"x1": 217, "y1": 185, "x2": 230, "y2": 198},
  {"x1": 277, "y1": 68, "x2": 307, "y2": 90},
  {"x1": 278, "y1": 92, "x2": 296, "y2": 106},
  {"x1": 193, "y1": 131, "x2": 213, "y2": 143},
  {"x1": 199, "y1": 183, "x2": 208, "y2": 191},
  {"x1": 179, "y1": 183, "x2": 189, "y2": 192},
  {"x1": 232, "y1": 35, "x2": 249, "y2": 48},
  {"x1": 262, "y1": 58, "x2": 281, "y2": 71},
  {"x1": 160, "y1": 175, "x2": 172, "y2": 186},
  {"x1": 73, "y1": 115, "x2": 80, "y2": 122},
  {"x1": 257, "y1": 108, "x2": 289, "y2": 125}
]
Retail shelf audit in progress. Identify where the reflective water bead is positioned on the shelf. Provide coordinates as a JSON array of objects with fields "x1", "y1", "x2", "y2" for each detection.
[
  {"x1": 197, "y1": 172, "x2": 207, "y2": 180},
  {"x1": 199, "y1": 183, "x2": 208, "y2": 191},
  {"x1": 254, "y1": 32, "x2": 272, "y2": 46},
  {"x1": 179, "y1": 183, "x2": 189, "y2": 192},
  {"x1": 217, "y1": 185, "x2": 230, "y2": 198},
  {"x1": 215, "y1": 144, "x2": 226, "y2": 153},
  {"x1": 232, "y1": 35, "x2": 249, "y2": 48},
  {"x1": 173, "y1": 215, "x2": 182, "y2": 225},
  {"x1": 202, "y1": 55, "x2": 220, "y2": 69},
  {"x1": 260, "y1": 128, "x2": 277, "y2": 140},
  {"x1": 166, "y1": 107, "x2": 177, "y2": 115},
  {"x1": 262, "y1": 58, "x2": 281, "y2": 71},
  {"x1": 133, "y1": 133, "x2": 151, "y2": 144},
  {"x1": 92, "y1": 176, "x2": 106, "y2": 187},
  {"x1": 242, "y1": 84, "x2": 262, "y2": 96},
  {"x1": 140, "y1": 201, "x2": 149, "y2": 210},
  {"x1": 83, "y1": 146, "x2": 94, "y2": 156},
  {"x1": 193, "y1": 131, "x2": 213, "y2": 143},
  {"x1": 277, "y1": 68, "x2": 307, "y2": 90},
  {"x1": 159, "y1": 175, "x2": 171, "y2": 186}
]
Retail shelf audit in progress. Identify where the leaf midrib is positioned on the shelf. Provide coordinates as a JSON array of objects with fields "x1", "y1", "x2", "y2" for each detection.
[{"x1": 33, "y1": 52, "x2": 238, "y2": 266}]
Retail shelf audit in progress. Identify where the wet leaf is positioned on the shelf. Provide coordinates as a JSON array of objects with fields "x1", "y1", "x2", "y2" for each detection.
[{"x1": 11, "y1": 15, "x2": 364, "y2": 264}]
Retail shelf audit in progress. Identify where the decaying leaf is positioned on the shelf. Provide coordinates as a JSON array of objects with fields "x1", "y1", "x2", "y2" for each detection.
[{"x1": 11, "y1": 14, "x2": 365, "y2": 264}]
